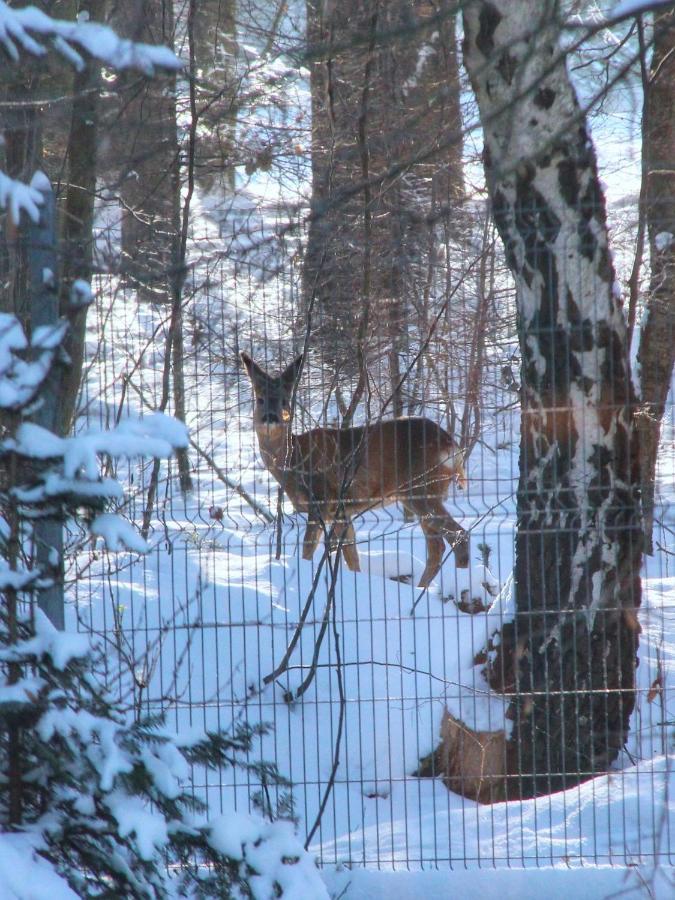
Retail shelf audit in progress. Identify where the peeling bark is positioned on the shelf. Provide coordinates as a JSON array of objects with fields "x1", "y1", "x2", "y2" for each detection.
[{"x1": 456, "y1": 0, "x2": 642, "y2": 798}]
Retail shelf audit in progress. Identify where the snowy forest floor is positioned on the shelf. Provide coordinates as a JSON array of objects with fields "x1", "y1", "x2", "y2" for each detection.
[{"x1": 64, "y1": 281, "x2": 675, "y2": 898}]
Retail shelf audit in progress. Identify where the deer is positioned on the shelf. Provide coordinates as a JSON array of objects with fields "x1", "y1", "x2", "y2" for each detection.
[{"x1": 240, "y1": 352, "x2": 469, "y2": 587}]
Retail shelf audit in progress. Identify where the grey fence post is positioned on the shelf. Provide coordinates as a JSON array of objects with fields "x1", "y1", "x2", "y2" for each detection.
[{"x1": 27, "y1": 181, "x2": 65, "y2": 630}]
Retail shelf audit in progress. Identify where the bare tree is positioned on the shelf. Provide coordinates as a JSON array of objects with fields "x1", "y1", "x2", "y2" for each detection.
[
  {"x1": 115, "y1": 0, "x2": 180, "y2": 304},
  {"x1": 637, "y1": 8, "x2": 675, "y2": 553},
  {"x1": 193, "y1": 0, "x2": 238, "y2": 196},
  {"x1": 303, "y1": 0, "x2": 464, "y2": 414}
]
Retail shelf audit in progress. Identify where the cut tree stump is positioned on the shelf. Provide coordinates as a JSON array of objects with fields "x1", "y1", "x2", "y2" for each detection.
[{"x1": 432, "y1": 710, "x2": 508, "y2": 804}]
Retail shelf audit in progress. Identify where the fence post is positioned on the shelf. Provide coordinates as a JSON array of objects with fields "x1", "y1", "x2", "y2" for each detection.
[{"x1": 27, "y1": 179, "x2": 65, "y2": 630}]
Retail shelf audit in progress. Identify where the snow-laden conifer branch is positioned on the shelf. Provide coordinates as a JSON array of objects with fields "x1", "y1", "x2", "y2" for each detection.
[
  {"x1": 0, "y1": 0, "x2": 183, "y2": 73},
  {"x1": 0, "y1": 609, "x2": 328, "y2": 898},
  {"x1": 0, "y1": 3, "x2": 183, "y2": 224},
  {"x1": 0, "y1": 313, "x2": 188, "y2": 553}
]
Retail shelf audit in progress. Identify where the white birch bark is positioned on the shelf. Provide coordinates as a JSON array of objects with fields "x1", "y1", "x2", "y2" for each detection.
[{"x1": 462, "y1": 0, "x2": 642, "y2": 796}]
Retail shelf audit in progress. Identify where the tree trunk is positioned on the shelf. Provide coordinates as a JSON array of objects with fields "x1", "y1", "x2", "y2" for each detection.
[
  {"x1": 303, "y1": 0, "x2": 464, "y2": 394},
  {"x1": 458, "y1": 0, "x2": 642, "y2": 799},
  {"x1": 636, "y1": 9, "x2": 675, "y2": 554},
  {"x1": 117, "y1": 0, "x2": 179, "y2": 304},
  {"x1": 193, "y1": 0, "x2": 237, "y2": 197},
  {"x1": 59, "y1": 0, "x2": 107, "y2": 436}
]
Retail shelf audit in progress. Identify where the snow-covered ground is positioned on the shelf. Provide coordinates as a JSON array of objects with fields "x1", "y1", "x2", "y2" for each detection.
[
  {"x1": 61, "y1": 275, "x2": 675, "y2": 898},
  {"x1": 41, "y1": 5, "x2": 675, "y2": 893}
]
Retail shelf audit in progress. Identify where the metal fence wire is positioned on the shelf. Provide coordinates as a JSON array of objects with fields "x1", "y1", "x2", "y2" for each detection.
[
  {"x1": 67, "y1": 224, "x2": 674, "y2": 871},
  {"x1": 0, "y1": 0, "x2": 672, "y2": 886}
]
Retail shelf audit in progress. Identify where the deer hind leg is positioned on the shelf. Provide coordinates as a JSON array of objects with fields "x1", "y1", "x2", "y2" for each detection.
[
  {"x1": 331, "y1": 520, "x2": 361, "y2": 572},
  {"x1": 405, "y1": 498, "x2": 470, "y2": 582},
  {"x1": 399, "y1": 501, "x2": 440, "y2": 586},
  {"x1": 427, "y1": 497, "x2": 470, "y2": 568}
]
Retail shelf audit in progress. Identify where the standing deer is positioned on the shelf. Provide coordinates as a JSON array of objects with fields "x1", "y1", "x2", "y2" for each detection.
[{"x1": 240, "y1": 352, "x2": 469, "y2": 587}]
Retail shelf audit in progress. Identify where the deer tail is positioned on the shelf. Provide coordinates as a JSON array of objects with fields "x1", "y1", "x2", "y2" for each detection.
[{"x1": 440, "y1": 443, "x2": 466, "y2": 489}]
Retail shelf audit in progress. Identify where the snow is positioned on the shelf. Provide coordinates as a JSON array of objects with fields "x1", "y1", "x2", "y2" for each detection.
[
  {"x1": 59, "y1": 415, "x2": 188, "y2": 480},
  {"x1": 0, "y1": 1, "x2": 183, "y2": 74},
  {"x1": 0, "y1": 674, "x2": 46, "y2": 706},
  {"x1": 402, "y1": 34, "x2": 439, "y2": 96},
  {"x1": 0, "y1": 561, "x2": 37, "y2": 592},
  {"x1": 31, "y1": 322, "x2": 68, "y2": 351},
  {"x1": 140, "y1": 743, "x2": 189, "y2": 799},
  {"x1": 655, "y1": 232, "x2": 674, "y2": 252},
  {"x1": 106, "y1": 793, "x2": 169, "y2": 861},
  {"x1": 33, "y1": 610, "x2": 90, "y2": 669},
  {"x1": 0, "y1": 315, "x2": 63, "y2": 409},
  {"x1": 69, "y1": 279, "x2": 94, "y2": 309},
  {"x1": 207, "y1": 810, "x2": 266, "y2": 860},
  {"x1": 0, "y1": 833, "x2": 78, "y2": 900},
  {"x1": 14, "y1": 422, "x2": 65, "y2": 459},
  {"x1": 0, "y1": 609, "x2": 89, "y2": 669},
  {"x1": 90, "y1": 513, "x2": 149, "y2": 553},
  {"x1": 13, "y1": 415, "x2": 187, "y2": 493},
  {"x1": 0, "y1": 171, "x2": 43, "y2": 224},
  {"x1": 208, "y1": 814, "x2": 330, "y2": 900},
  {"x1": 323, "y1": 864, "x2": 674, "y2": 899},
  {"x1": 0, "y1": 314, "x2": 28, "y2": 368}
]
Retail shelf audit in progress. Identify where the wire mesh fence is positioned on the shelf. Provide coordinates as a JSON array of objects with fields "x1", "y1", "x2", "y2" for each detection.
[
  {"x1": 66, "y1": 236, "x2": 674, "y2": 870},
  {"x1": 0, "y1": 0, "x2": 671, "y2": 881}
]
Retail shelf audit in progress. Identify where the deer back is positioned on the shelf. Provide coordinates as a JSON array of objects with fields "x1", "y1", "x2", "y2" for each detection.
[{"x1": 291, "y1": 417, "x2": 463, "y2": 513}]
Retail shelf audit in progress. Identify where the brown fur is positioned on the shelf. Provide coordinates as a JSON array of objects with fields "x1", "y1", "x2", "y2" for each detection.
[{"x1": 241, "y1": 353, "x2": 469, "y2": 586}]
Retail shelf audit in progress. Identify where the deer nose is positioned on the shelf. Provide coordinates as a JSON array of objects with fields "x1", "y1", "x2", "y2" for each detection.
[{"x1": 261, "y1": 413, "x2": 280, "y2": 424}]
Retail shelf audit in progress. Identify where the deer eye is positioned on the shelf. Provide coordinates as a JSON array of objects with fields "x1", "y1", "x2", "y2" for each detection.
[{"x1": 257, "y1": 397, "x2": 264, "y2": 404}]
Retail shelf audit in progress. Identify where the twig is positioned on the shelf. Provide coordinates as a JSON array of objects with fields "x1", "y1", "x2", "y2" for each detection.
[
  {"x1": 126, "y1": 375, "x2": 274, "y2": 524},
  {"x1": 304, "y1": 558, "x2": 346, "y2": 850},
  {"x1": 291, "y1": 525, "x2": 346, "y2": 700},
  {"x1": 189, "y1": 437, "x2": 274, "y2": 523},
  {"x1": 263, "y1": 541, "x2": 332, "y2": 686}
]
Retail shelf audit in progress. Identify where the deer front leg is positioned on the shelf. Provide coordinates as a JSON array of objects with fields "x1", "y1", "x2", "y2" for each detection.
[
  {"x1": 331, "y1": 520, "x2": 361, "y2": 573},
  {"x1": 302, "y1": 519, "x2": 321, "y2": 560},
  {"x1": 415, "y1": 519, "x2": 446, "y2": 588}
]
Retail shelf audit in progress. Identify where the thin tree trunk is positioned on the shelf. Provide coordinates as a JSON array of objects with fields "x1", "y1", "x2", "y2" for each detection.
[
  {"x1": 303, "y1": 1, "x2": 464, "y2": 396},
  {"x1": 59, "y1": 0, "x2": 106, "y2": 435},
  {"x1": 636, "y1": 9, "x2": 675, "y2": 554},
  {"x1": 192, "y1": 0, "x2": 237, "y2": 196},
  {"x1": 118, "y1": 0, "x2": 179, "y2": 304},
  {"x1": 460, "y1": 0, "x2": 642, "y2": 799}
]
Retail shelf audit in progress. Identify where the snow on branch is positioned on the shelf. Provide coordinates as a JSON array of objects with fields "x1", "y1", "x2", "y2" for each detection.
[
  {"x1": 0, "y1": 1, "x2": 183, "y2": 73},
  {"x1": 1, "y1": 313, "x2": 189, "y2": 554},
  {"x1": 0, "y1": 171, "x2": 43, "y2": 224},
  {"x1": 0, "y1": 312, "x2": 67, "y2": 410},
  {"x1": 9, "y1": 413, "x2": 188, "y2": 553}
]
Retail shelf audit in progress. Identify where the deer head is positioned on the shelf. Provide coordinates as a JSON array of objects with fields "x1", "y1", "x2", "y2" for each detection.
[{"x1": 240, "y1": 351, "x2": 303, "y2": 427}]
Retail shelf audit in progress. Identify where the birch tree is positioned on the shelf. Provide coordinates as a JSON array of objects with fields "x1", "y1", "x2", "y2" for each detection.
[{"x1": 460, "y1": 0, "x2": 643, "y2": 797}]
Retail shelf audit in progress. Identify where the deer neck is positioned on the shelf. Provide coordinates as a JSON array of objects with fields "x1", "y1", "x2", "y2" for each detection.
[{"x1": 254, "y1": 422, "x2": 294, "y2": 475}]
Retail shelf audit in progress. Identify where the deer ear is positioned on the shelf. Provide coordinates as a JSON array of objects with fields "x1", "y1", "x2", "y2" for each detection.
[
  {"x1": 281, "y1": 353, "x2": 304, "y2": 388},
  {"x1": 240, "y1": 351, "x2": 264, "y2": 382}
]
